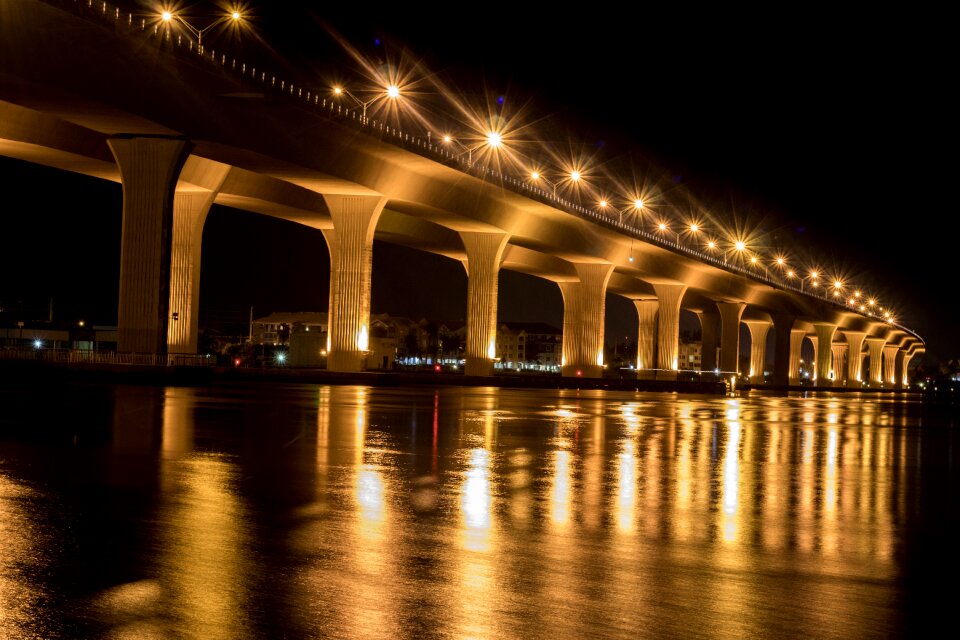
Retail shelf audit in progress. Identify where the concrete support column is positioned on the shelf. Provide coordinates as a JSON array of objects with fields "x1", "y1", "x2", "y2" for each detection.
[
  {"x1": 788, "y1": 330, "x2": 806, "y2": 385},
  {"x1": 321, "y1": 194, "x2": 387, "y2": 372},
  {"x1": 559, "y1": 263, "x2": 615, "y2": 378},
  {"x1": 108, "y1": 136, "x2": 192, "y2": 354},
  {"x1": 744, "y1": 320, "x2": 772, "y2": 385},
  {"x1": 653, "y1": 283, "x2": 687, "y2": 374},
  {"x1": 717, "y1": 302, "x2": 745, "y2": 374},
  {"x1": 883, "y1": 345, "x2": 899, "y2": 386},
  {"x1": 831, "y1": 343, "x2": 848, "y2": 386},
  {"x1": 900, "y1": 350, "x2": 921, "y2": 388},
  {"x1": 460, "y1": 232, "x2": 509, "y2": 376},
  {"x1": 698, "y1": 308, "x2": 720, "y2": 372},
  {"x1": 813, "y1": 323, "x2": 837, "y2": 386},
  {"x1": 894, "y1": 350, "x2": 907, "y2": 388},
  {"x1": 809, "y1": 335, "x2": 819, "y2": 383},
  {"x1": 771, "y1": 314, "x2": 796, "y2": 386},
  {"x1": 634, "y1": 299, "x2": 658, "y2": 371},
  {"x1": 865, "y1": 338, "x2": 886, "y2": 388},
  {"x1": 167, "y1": 191, "x2": 216, "y2": 353},
  {"x1": 843, "y1": 331, "x2": 866, "y2": 388}
]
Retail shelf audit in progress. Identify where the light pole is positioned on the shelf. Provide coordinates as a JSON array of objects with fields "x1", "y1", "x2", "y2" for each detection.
[
  {"x1": 441, "y1": 134, "x2": 474, "y2": 164},
  {"x1": 333, "y1": 84, "x2": 401, "y2": 120},
  {"x1": 160, "y1": 9, "x2": 243, "y2": 50}
]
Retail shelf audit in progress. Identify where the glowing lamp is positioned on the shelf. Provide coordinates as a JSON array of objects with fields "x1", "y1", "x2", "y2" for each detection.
[
  {"x1": 570, "y1": 170, "x2": 581, "y2": 182},
  {"x1": 386, "y1": 85, "x2": 400, "y2": 98},
  {"x1": 486, "y1": 131, "x2": 502, "y2": 148}
]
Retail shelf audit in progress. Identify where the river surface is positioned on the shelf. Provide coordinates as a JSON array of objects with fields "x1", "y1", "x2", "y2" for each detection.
[{"x1": 0, "y1": 382, "x2": 957, "y2": 639}]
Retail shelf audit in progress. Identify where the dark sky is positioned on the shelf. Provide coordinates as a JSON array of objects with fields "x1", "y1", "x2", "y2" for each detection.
[{"x1": 1, "y1": 3, "x2": 955, "y2": 361}]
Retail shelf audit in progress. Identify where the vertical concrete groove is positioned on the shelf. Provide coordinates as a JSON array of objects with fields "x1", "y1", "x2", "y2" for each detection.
[
  {"x1": 559, "y1": 263, "x2": 614, "y2": 378},
  {"x1": 744, "y1": 320, "x2": 771, "y2": 385},
  {"x1": 717, "y1": 302, "x2": 745, "y2": 374},
  {"x1": 322, "y1": 194, "x2": 386, "y2": 372},
  {"x1": 883, "y1": 345, "x2": 899, "y2": 385},
  {"x1": 653, "y1": 284, "x2": 687, "y2": 372},
  {"x1": 813, "y1": 324, "x2": 837, "y2": 385},
  {"x1": 461, "y1": 232, "x2": 509, "y2": 376},
  {"x1": 842, "y1": 331, "x2": 866, "y2": 388},
  {"x1": 698, "y1": 309, "x2": 719, "y2": 372},
  {"x1": 830, "y1": 343, "x2": 848, "y2": 385},
  {"x1": 108, "y1": 137, "x2": 191, "y2": 354},
  {"x1": 788, "y1": 329, "x2": 805, "y2": 385},
  {"x1": 866, "y1": 338, "x2": 886, "y2": 388},
  {"x1": 634, "y1": 299, "x2": 658, "y2": 370}
]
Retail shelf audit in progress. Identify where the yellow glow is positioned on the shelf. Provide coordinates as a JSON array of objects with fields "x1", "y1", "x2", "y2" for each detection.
[
  {"x1": 357, "y1": 326, "x2": 369, "y2": 352},
  {"x1": 859, "y1": 305, "x2": 866, "y2": 311},
  {"x1": 443, "y1": 134, "x2": 452, "y2": 143},
  {"x1": 884, "y1": 311, "x2": 891, "y2": 319},
  {"x1": 848, "y1": 298, "x2": 855, "y2": 305},
  {"x1": 868, "y1": 299, "x2": 876, "y2": 306},
  {"x1": 707, "y1": 240, "x2": 716, "y2": 249},
  {"x1": 231, "y1": 11, "x2": 241, "y2": 20},
  {"x1": 810, "y1": 270, "x2": 819, "y2": 279},
  {"x1": 596, "y1": 350, "x2": 604, "y2": 367},
  {"x1": 633, "y1": 198, "x2": 644, "y2": 209},
  {"x1": 832, "y1": 290, "x2": 840, "y2": 297},
  {"x1": 689, "y1": 223, "x2": 699, "y2": 232},
  {"x1": 854, "y1": 290, "x2": 861, "y2": 298},
  {"x1": 834, "y1": 280, "x2": 843, "y2": 289},
  {"x1": 599, "y1": 199, "x2": 607, "y2": 208},
  {"x1": 386, "y1": 85, "x2": 400, "y2": 98},
  {"x1": 735, "y1": 240, "x2": 746, "y2": 251},
  {"x1": 786, "y1": 270, "x2": 795, "y2": 278},
  {"x1": 486, "y1": 131, "x2": 502, "y2": 148},
  {"x1": 570, "y1": 170, "x2": 581, "y2": 182},
  {"x1": 333, "y1": 86, "x2": 343, "y2": 95},
  {"x1": 750, "y1": 256, "x2": 758, "y2": 264},
  {"x1": 487, "y1": 340, "x2": 496, "y2": 360},
  {"x1": 657, "y1": 222, "x2": 667, "y2": 231},
  {"x1": 161, "y1": 11, "x2": 172, "y2": 21},
  {"x1": 776, "y1": 257, "x2": 784, "y2": 265},
  {"x1": 530, "y1": 170, "x2": 540, "y2": 180}
]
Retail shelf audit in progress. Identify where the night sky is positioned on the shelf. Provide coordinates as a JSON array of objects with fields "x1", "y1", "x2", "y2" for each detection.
[{"x1": 1, "y1": 3, "x2": 955, "y2": 361}]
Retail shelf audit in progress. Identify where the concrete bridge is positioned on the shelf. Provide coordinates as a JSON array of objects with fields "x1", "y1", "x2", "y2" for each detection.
[{"x1": 0, "y1": 0, "x2": 923, "y2": 386}]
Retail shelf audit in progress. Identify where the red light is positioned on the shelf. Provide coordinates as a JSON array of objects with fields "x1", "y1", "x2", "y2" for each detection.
[
  {"x1": 576, "y1": 370, "x2": 582, "y2": 376},
  {"x1": 234, "y1": 359, "x2": 241, "y2": 367},
  {"x1": 434, "y1": 364, "x2": 441, "y2": 372}
]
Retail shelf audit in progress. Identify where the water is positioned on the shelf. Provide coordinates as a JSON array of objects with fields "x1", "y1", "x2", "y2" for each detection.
[{"x1": 0, "y1": 382, "x2": 957, "y2": 639}]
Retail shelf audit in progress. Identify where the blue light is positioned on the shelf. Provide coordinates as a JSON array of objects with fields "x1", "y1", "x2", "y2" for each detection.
[
  {"x1": 33, "y1": 339, "x2": 42, "y2": 349},
  {"x1": 497, "y1": 95, "x2": 504, "y2": 105}
]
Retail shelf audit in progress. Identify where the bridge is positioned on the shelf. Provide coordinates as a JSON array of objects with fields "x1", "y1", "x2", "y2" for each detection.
[{"x1": 0, "y1": 0, "x2": 923, "y2": 387}]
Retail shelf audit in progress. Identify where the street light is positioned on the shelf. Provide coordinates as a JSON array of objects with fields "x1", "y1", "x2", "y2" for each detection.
[
  {"x1": 529, "y1": 170, "x2": 558, "y2": 197},
  {"x1": 160, "y1": 8, "x2": 244, "y2": 49},
  {"x1": 333, "y1": 84, "x2": 400, "y2": 120}
]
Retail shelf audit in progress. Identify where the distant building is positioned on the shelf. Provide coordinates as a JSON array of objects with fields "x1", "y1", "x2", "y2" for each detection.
[
  {"x1": 678, "y1": 340, "x2": 702, "y2": 371},
  {"x1": 496, "y1": 322, "x2": 562, "y2": 371}
]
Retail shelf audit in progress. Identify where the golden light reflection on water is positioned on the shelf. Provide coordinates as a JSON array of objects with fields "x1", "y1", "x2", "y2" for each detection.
[{"x1": 0, "y1": 385, "x2": 934, "y2": 639}]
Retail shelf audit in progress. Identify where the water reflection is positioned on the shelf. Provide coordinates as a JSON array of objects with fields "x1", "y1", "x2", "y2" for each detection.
[{"x1": 0, "y1": 384, "x2": 947, "y2": 639}]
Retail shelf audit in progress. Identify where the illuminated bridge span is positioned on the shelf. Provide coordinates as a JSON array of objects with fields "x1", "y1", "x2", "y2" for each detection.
[{"x1": 0, "y1": 0, "x2": 923, "y2": 386}]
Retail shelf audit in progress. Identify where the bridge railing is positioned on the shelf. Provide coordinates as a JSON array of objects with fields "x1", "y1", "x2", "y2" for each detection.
[{"x1": 45, "y1": 0, "x2": 915, "y2": 338}]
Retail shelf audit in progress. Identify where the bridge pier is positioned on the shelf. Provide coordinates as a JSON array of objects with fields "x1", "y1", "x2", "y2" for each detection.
[
  {"x1": 167, "y1": 191, "x2": 216, "y2": 353},
  {"x1": 653, "y1": 284, "x2": 687, "y2": 377},
  {"x1": 883, "y1": 345, "x2": 899, "y2": 386},
  {"x1": 321, "y1": 194, "x2": 386, "y2": 372},
  {"x1": 559, "y1": 263, "x2": 614, "y2": 378},
  {"x1": 865, "y1": 338, "x2": 886, "y2": 388},
  {"x1": 634, "y1": 299, "x2": 658, "y2": 372},
  {"x1": 717, "y1": 302, "x2": 745, "y2": 375},
  {"x1": 843, "y1": 331, "x2": 866, "y2": 388},
  {"x1": 698, "y1": 308, "x2": 720, "y2": 372},
  {"x1": 744, "y1": 320, "x2": 771, "y2": 385},
  {"x1": 813, "y1": 323, "x2": 837, "y2": 386},
  {"x1": 831, "y1": 342, "x2": 848, "y2": 386},
  {"x1": 770, "y1": 314, "x2": 797, "y2": 386},
  {"x1": 108, "y1": 136, "x2": 192, "y2": 354},
  {"x1": 460, "y1": 232, "x2": 509, "y2": 376}
]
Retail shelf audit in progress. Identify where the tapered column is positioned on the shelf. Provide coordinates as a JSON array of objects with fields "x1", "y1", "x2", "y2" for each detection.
[
  {"x1": 744, "y1": 320, "x2": 771, "y2": 385},
  {"x1": 559, "y1": 263, "x2": 614, "y2": 378},
  {"x1": 899, "y1": 350, "x2": 921, "y2": 388},
  {"x1": 895, "y1": 350, "x2": 906, "y2": 388},
  {"x1": 321, "y1": 194, "x2": 386, "y2": 372},
  {"x1": 461, "y1": 232, "x2": 509, "y2": 376},
  {"x1": 771, "y1": 314, "x2": 796, "y2": 386},
  {"x1": 842, "y1": 331, "x2": 866, "y2": 388},
  {"x1": 809, "y1": 335, "x2": 819, "y2": 383},
  {"x1": 167, "y1": 192, "x2": 215, "y2": 353},
  {"x1": 813, "y1": 323, "x2": 837, "y2": 385},
  {"x1": 653, "y1": 283, "x2": 687, "y2": 375},
  {"x1": 883, "y1": 345, "x2": 899, "y2": 386},
  {"x1": 108, "y1": 136, "x2": 192, "y2": 354},
  {"x1": 865, "y1": 338, "x2": 886, "y2": 388},
  {"x1": 787, "y1": 330, "x2": 805, "y2": 385},
  {"x1": 717, "y1": 302, "x2": 745, "y2": 374},
  {"x1": 634, "y1": 299, "x2": 658, "y2": 371},
  {"x1": 698, "y1": 308, "x2": 720, "y2": 372},
  {"x1": 831, "y1": 342, "x2": 848, "y2": 385}
]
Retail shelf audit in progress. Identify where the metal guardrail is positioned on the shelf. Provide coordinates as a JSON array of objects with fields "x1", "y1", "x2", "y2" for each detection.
[{"x1": 0, "y1": 348, "x2": 214, "y2": 367}]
